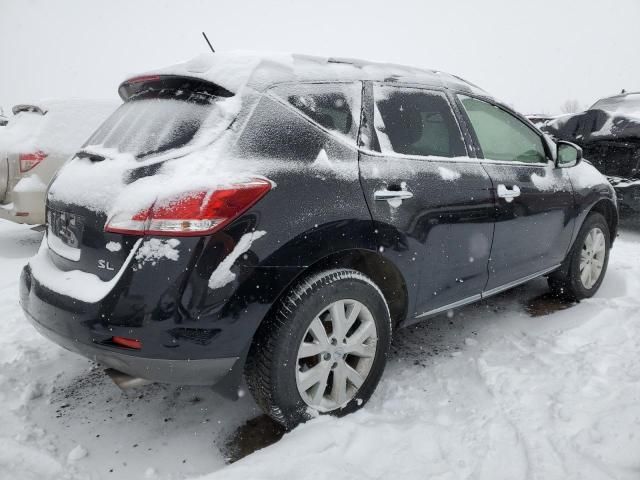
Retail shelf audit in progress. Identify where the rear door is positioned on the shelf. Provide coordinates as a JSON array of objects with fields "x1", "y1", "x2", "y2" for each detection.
[
  {"x1": 456, "y1": 95, "x2": 575, "y2": 292},
  {"x1": 358, "y1": 83, "x2": 495, "y2": 319}
]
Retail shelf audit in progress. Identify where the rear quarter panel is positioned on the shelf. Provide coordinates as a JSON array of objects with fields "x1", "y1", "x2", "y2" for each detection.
[{"x1": 173, "y1": 94, "x2": 382, "y2": 356}]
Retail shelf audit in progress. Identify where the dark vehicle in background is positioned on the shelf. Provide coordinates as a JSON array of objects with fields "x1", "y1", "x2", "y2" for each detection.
[
  {"x1": 20, "y1": 53, "x2": 618, "y2": 428},
  {"x1": 540, "y1": 92, "x2": 640, "y2": 213}
]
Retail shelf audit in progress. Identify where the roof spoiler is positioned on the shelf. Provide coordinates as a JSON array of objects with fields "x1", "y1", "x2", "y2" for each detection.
[{"x1": 12, "y1": 104, "x2": 47, "y2": 116}]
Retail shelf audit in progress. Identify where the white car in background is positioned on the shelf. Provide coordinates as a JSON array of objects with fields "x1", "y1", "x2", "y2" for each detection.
[{"x1": 0, "y1": 99, "x2": 118, "y2": 224}]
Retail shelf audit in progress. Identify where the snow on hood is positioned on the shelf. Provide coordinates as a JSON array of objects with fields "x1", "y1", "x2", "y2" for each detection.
[{"x1": 0, "y1": 99, "x2": 118, "y2": 154}]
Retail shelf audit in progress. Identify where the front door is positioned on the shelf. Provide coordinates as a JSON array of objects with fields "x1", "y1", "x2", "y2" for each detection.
[
  {"x1": 358, "y1": 83, "x2": 495, "y2": 319},
  {"x1": 456, "y1": 95, "x2": 575, "y2": 292}
]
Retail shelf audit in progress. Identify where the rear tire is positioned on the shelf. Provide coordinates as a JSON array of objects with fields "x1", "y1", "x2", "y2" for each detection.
[
  {"x1": 548, "y1": 212, "x2": 610, "y2": 300},
  {"x1": 245, "y1": 269, "x2": 392, "y2": 429}
]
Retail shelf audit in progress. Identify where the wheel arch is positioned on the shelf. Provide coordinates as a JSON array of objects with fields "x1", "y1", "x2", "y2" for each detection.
[
  {"x1": 589, "y1": 198, "x2": 618, "y2": 244},
  {"x1": 297, "y1": 249, "x2": 409, "y2": 326},
  {"x1": 253, "y1": 248, "x2": 410, "y2": 338}
]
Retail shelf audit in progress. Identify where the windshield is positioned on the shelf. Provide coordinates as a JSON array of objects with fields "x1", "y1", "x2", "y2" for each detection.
[
  {"x1": 84, "y1": 78, "x2": 234, "y2": 159},
  {"x1": 590, "y1": 94, "x2": 640, "y2": 115}
]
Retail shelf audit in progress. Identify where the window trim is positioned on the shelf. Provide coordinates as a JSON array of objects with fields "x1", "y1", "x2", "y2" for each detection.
[
  {"x1": 454, "y1": 93, "x2": 554, "y2": 167},
  {"x1": 359, "y1": 82, "x2": 471, "y2": 161}
]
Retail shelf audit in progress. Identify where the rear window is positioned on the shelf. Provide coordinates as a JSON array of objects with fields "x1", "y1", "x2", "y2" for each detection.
[{"x1": 84, "y1": 77, "x2": 234, "y2": 160}]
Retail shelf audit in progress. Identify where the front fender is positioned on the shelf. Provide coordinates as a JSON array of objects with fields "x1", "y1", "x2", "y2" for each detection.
[{"x1": 568, "y1": 161, "x2": 618, "y2": 247}]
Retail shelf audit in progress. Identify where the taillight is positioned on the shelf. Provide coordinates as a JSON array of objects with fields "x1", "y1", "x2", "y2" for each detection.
[
  {"x1": 111, "y1": 336, "x2": 142, "y2": 350},
  {"x1": 19, "y1": 151, "x2": 48, "y2": 173},
  {"x1": 105, "y1": 178, "x2": 272, "y2": 236}
]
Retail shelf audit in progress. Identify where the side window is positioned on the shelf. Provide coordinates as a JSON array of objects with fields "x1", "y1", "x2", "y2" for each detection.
[
  {"x1": 373, "y1": 85, "x2": 466, "y2": 158},
  {"x1": 271, "y1": 83, "x2": 360, "y2": 138},
  {"x1": 458, "y1": 95, "x2": 547, "y2": 164}
]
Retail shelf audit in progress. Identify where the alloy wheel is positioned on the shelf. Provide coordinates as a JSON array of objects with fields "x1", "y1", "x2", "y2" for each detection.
[
  {"x1": 295, "y1": 299, "x2": 378, "y2": 412},
  {"x1": 580, "y1": 227, "x2": 606, "y2": 289}
]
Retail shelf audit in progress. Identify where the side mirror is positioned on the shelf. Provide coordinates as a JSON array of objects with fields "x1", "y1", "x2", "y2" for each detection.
[{"x1": 556, "y1": 140, "x2": 583, "y2": 168}]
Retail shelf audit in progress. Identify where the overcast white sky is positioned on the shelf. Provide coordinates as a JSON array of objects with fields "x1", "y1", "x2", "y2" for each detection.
[{"x1": 1, "y1": 0, "x2": 639, "y2": 115}]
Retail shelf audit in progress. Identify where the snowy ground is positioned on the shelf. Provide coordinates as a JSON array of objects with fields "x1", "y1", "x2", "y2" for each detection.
[{"x1": 1, "y1": 217, "x2": 640, "y2": 480}]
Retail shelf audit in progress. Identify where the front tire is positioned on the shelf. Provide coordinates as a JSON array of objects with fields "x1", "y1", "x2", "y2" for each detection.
[
  {"x1": 245, "y1": 269, "x2": 392, "y2": 429},
  {"x1": 548, "y1": 212, "x2": 611, "y2": 300}
]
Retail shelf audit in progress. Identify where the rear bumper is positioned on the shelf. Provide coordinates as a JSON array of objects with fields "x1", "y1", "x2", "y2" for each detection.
[
  {"x1": 20, "y1": 238, "x2": 304, "y2": 386},
  {"x1": 25, "y1": 306, "x2": 238, "y2": 384},
  {"x1": 20, "y1": 261, "x2": 247, "y2": 385},
  {"x1": 0, "y1": 187, "x2": 45, "y2": 224}
]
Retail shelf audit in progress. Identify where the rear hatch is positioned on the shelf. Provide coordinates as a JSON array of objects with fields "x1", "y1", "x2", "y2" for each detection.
[{"x1": 45, "y1": 76, "x2": 237, "y2": 280}]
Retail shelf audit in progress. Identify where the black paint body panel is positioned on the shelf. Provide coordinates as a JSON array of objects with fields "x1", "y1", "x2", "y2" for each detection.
[{"x1": 20, "y1": 74, "x2": 618, "y2": 392}]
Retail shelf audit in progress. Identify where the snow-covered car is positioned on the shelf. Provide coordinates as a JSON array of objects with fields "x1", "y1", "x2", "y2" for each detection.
[
  {"x1": 0, "y1": 100, "x2": 118, "y2": 224},
  {"x1": 21, "y1": 52, "x2": 618, "y2": 429},
  {"x1": 540, "y1": 92, "x2": 640, "y2": 213}
]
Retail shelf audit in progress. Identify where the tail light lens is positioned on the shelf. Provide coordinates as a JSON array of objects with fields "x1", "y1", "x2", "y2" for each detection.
[
  {"x1": 111, "y1": 336, "x2": 142, "y2": 350},
  {"x1": 19, "y1": 151, "x2": 48, "y2": 173},
  {"x1": 105, "y1": 178, "x2": 272, "y2": 236}
]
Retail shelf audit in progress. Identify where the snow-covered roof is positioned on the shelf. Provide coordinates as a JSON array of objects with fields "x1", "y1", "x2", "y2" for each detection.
[{"x1": 123, "y1": 51, "x2": 489, "y2": 98}]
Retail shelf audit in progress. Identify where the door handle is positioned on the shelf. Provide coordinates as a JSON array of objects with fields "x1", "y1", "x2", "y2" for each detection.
[
  {"x1": 497, "y1": 184, "x2": 521, "y2": 203},
  {"x1": 374, "y1": 189, "x2": 414, "y2": 201}
]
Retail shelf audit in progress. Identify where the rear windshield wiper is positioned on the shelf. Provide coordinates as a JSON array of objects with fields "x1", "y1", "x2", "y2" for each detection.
[{"x1": 77, "y1": 150, "x2": 106, "y2": 162}]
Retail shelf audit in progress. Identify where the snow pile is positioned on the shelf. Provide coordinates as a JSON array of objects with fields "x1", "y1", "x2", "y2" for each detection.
[
  {"x1": 202, "y1": 233, "x2": 640, "y2": 480},
  {"x1": 28, "y1": 236, "x2": 142, "y2": 303},
  {"x1": 570, "y1": 161, "x2": 610, "y2": 191},
  {"x1": 105, "y1": 241, "x2": 122, "y2": 252},
  {"x1": 135, "y1": 238, "x2": 180, "y2": 266},
  {"x1": 0, "y1": 221, "x2": 257, "y2": 480},
  {"x1": 13, "y1": 174, "x2": 47, "y2": 193},
  {"x1": 3, "y1": 221, "x2": 640, "y2": 479},
  {"x1": 529, "y1": 169, "x2": 571, "y2": 192},
  {"x1": 67, "y1": 445, "x2": 88, "y2": 463},
  {"x1": 438, "y1": 165, "x2": 461, "y2": 181},
  {"x1": 208, "y1": 230, "x2": 266, "y2": 289}
]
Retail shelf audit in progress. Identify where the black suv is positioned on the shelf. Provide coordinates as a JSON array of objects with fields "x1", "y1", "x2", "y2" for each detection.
[{"x1": 20, "y1": 53, "x2": 618, "y2": 428}]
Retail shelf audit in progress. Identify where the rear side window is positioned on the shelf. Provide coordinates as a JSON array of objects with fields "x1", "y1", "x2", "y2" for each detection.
[
  {"x1": 373, "y1": 86, "x2": 466, "y2": 158},
  {"x1": 458, "y1": 95, "x2": 547, "y2": 164},
  {"x1": 271, "y1": 83, "x2": 360, "y2": 138}
]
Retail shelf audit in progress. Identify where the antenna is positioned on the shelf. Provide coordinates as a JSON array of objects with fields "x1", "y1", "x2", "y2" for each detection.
[{"x1": 202, "y1": 32, "x2": 215, "y2": 53}]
